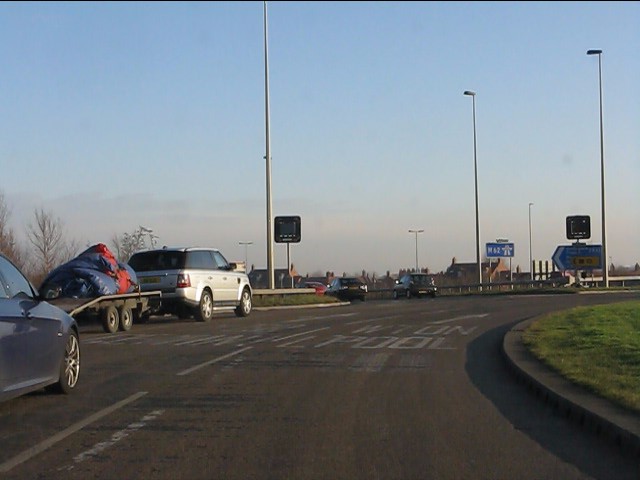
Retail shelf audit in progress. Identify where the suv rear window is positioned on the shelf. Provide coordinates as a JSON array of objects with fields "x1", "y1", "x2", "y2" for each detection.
[
  {"x1": 184, "y1": 250, "x2": 218, "y2": 270},
  {"x1": 128, "y1": 251, "x2": 186, "y2": 272}
]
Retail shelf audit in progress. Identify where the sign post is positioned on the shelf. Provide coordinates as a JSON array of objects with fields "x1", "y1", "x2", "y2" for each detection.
[{"x1": 275, "y1": 216, "x2": 301, "y2": 288}]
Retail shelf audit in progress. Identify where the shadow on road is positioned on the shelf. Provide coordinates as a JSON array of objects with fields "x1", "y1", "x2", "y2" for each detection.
[{"x1": 465, "y1": 321, "x2": 639, "y2": 480}]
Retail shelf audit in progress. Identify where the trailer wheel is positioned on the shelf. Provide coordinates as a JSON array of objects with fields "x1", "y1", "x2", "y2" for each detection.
[
  {"x1": 119, "y1": 306, "x2": 133, "y2": 331},
  {"x1": 101, "y1": 305, "x2": 120, "y2": 334}
]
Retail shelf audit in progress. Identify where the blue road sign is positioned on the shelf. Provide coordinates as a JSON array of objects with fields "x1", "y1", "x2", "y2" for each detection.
[
  {"x1": 486, "y1": 242, "x2": 515, "y2": 258},
  {"x1": 552, "y1": 244, "x2": 602, "y2": 270}
]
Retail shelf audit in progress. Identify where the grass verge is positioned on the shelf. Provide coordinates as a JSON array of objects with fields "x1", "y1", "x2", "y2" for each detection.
[{"x1": 522, "y1": 300, "x2": 640, "y2": 413}]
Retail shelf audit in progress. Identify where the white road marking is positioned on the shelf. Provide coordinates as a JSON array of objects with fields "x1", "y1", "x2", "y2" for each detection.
[
  {"x1": 176, "y1": 346, "x2": 252, "y2": 376},
  {"x1": 64, "y1": 409, "x2": 164, "y2": 469},
  {"x1": 271, "y1": 327, "x2": 330, "y2": 343},
  {"x1": 432, "y1": 314, "x2": 488, "y2": 324},
  {"x1": 0, "y1": 391, "x2": 148, "y2": 473},
  {"x1": 276, "y1": 336, "x2": 318, "y2": 348}
]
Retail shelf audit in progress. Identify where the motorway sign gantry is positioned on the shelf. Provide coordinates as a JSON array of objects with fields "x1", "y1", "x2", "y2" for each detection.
[
  {"x1": 552, "y1": 244, "x2": 602, "y2": 270},
  {"x1": 486, "y1": 242, "x2": 514, "y2": 258}
]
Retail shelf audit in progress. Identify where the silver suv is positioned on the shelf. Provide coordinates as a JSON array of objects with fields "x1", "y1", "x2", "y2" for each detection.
[{"x1": 128, "y1": 247, "x2": 252, "y2": 321}]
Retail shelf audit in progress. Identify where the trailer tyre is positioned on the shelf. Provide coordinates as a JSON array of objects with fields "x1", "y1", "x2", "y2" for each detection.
[
  {"x1": 101, "y1": 305, "x2": 120, "y2": 334},
  {"x1": 119, "y1": 306, "x2": 133, "y2": 331}
]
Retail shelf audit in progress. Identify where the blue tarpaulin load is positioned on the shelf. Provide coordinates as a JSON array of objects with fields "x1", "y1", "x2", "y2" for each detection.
[{"x1": 40, "y1": 243, "x2": 137, "y2": 298}]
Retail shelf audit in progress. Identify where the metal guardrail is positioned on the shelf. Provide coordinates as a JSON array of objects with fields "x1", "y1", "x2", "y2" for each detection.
[{"x1": 253, "y1": 278, "x2": 639, "y2": 301}]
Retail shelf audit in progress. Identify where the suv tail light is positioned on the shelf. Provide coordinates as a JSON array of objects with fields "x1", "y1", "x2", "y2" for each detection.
[{"x1": 177, "y1": 274, "x2": 191, "y2": 288}]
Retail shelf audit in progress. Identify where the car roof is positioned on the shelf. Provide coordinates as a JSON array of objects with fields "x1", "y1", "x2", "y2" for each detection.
[{"x1": 133, "y1": 246, "x2": 221, "y2": 254}]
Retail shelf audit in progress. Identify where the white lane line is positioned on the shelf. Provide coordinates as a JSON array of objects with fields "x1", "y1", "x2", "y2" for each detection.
[
  {"x1": 176, "y1": 346, "x2": 252, "y2": 376},
  {"x1": 345, "y1": 316, "x2": 398, "y2": 326},
  {"x1": 271, "y1": 327, "x2": 330, "y2": 343},
  {"x1": 433, "y1": 314, "x2": 488, "y2": 324},
  {"x1": 0, "y1": 391, "x2": 148, "y2": 474},
  {"x1": 276, "y1": 336, "x2": 317, "y2": 348},
  {"x1": 66, "y1": 409, "x2": 164, "y2": 468}
]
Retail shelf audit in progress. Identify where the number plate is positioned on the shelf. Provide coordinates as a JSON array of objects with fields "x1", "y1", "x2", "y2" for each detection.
[{"x1": 140, "y1": 276, "x2": 160, "y2": 284}]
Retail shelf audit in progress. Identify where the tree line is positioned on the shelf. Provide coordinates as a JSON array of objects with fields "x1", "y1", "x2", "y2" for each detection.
[{"x1": 0, "y1": 191, "x2": 155, "y2": 286}]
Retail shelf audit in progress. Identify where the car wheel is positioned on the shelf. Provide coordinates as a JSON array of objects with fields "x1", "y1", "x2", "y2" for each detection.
[
  {"x1": 101, "y1": 305, "x2": 120, "y2": 333},
  {"x1": 48, "y1": 330, "x2": 80, "y2": 394},
  {"x1": 360, "y1": 296, "x2": 366, "y2": 302},
  {"x1": 196, "y1": 289, "x2": 214, "y2": 322},
  {"x1": 406, "y1": 290, "x2": 412, "y2": 299},
  {"x1": 392, "y1": 290, "x2": 399, "y2": 300},
  {"x1": 235, "y1": 288, "x2": 252, "y2": 317},
  {"x1": 118, "y1": 306, "x2": 133, "y2": 331}
]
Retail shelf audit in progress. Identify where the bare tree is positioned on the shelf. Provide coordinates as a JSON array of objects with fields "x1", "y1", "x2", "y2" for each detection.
[
  {"x1": 111, "y1": 225, "x2": 159, "y2": 263},
  {"x1": 26, "y1": 208, "x2": 68, "y2": 282},
  {"x1": 0, "y1": 191, "x2": 24, "y2": 268}
]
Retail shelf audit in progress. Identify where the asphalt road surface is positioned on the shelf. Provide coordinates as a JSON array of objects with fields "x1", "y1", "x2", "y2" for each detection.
[{"x1": 1, "y1": 292, "x2": 638, "y2": 480}]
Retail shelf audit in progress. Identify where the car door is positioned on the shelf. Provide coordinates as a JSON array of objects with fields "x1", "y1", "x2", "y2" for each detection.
[
  {"x1": 211, "y1": 251, "x2": 238, "y2": 303},
  {"x1": 0, "y1": 256, "x2": 60, "y2": 392}
]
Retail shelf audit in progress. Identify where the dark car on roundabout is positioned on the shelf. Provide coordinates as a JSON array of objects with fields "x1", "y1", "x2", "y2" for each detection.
[
  {"x1": 325, "y1": 277, "x2": 367, "y2": 302},
  {"x1": 0, "y1": 253, "x2": 80, "y2": 402},
  {"x1": 393, "y1": 273, "x2": 438, "y2": 299}
]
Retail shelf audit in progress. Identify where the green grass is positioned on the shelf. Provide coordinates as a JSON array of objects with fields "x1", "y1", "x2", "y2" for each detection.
[{"x1": 522, "y1": 300, "x2": 640, "y2": 413}]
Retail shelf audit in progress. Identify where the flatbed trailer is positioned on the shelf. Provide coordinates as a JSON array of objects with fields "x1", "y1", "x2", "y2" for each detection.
[{"x1": 49, "y1": 290, "x2": 162, "y2": 334}]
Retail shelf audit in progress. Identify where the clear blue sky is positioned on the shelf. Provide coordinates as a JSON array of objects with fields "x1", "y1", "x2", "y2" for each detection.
[{"x1": 1, "y1": 1, "x2": 638, "y2": 276}]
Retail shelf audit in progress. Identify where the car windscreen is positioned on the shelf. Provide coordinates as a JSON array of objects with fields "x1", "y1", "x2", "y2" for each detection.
[
  {"x1": 128, "y1": 251, "x2": 186, "y2": 272},
  {"x1": 342, "y1": 278, "x2": 362, "y2": 286},
  {"x1": 412, "y1": 276, "x2": 434, "y2": 285}
]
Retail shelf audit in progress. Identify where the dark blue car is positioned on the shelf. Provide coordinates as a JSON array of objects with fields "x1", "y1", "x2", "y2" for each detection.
[{"x1": 0, "y1": 253, "x2": 80, "y2": 402}]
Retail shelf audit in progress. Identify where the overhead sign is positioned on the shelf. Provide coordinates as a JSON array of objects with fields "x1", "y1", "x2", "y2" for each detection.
[
  {"x1": 486, "y1": 242, "x2": 514, "y2": 258},
  {"x1": 552, "y1": 244, "x2": 602, "y2": 270}
]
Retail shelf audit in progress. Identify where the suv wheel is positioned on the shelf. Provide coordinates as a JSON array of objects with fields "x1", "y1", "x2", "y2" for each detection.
[
  {"x1": 406, "y1": 290, "x2": 412, "y2": 299},
  {"x1": 196, "y1": 290, "x2": 214, "y2": 322},
  {"x1": 235, "y1": 288, "x2": 252, "y2": 317},
  {"x1": 392, "y1": 290, "x2": 399, "y2": 300}
]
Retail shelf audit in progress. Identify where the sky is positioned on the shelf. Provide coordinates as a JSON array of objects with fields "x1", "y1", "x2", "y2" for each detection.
[{"x1": 1, "y1": 1, "x2": 638, "y2": 277}]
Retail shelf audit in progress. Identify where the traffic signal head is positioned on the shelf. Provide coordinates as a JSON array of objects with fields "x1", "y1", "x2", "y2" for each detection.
[{"x1": 566, "y1": 215, "x2": 591, "y2": 240}]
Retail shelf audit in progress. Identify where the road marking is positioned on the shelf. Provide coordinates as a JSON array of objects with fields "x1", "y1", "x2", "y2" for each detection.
[
  {"x1": 177, "y1": 346, "x2": 252, "y2": 376},
  {"x1": 432, "y1": 314, "x2": 488, "y2": 324},
  {"x1": 271, "y1": 327, "x2": 330, "y2": 343},
  {"x1": 276, "y1": 336, "x2": 317, "y2": 348},
  {"x1": 0, "y1": 391, "x2": 148, "y2": 473},
  {"x1": 63, "y1": 409, "x2": 164, "y2": 469}
]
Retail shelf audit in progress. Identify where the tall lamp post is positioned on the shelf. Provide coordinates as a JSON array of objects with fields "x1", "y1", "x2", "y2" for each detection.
[
  {"x1": 264, "y1": 1, "x2": 275, "y2": 289},
  {"x1": 464, "y1": 90, "x2": 482, "y2": 288},
  {"x1": 528, "y1": 203, "x2": 534, "y2": 280},
  {"x1": 239, "y1": 241, "x2": 253, "y2": 273},
  {"x1": 587, "y1": 49, "x2": 608, "y2": 287},
  {"x1": 408, "y1": 229, "x2": 424, "y2": 272}
]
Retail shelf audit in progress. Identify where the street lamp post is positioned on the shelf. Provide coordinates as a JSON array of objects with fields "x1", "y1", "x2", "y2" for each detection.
[
  {"x1": 408, "y1": 229, "x2": 424, "y2": 272},
  {"x1": 587, "y1": 49, "x2": 608, "y2": 287},
  {"x1": 263, "y1": 1, "x2": 275, "y2": 289},
  {"x1": 464, "y1": 90, "x2": 482, "y2": 289},
  {"x1": 239, "y1": 241, "x2": 253, "y2": 273},
  {"x1": 528, "y1": 203, "x2": 534, "y2": 281}
]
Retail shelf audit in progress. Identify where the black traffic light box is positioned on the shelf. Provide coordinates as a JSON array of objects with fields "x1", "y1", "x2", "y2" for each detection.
[
  {"x1": 275, "y1": 216, "x2": 301, "y2": 243},
  {"x1": 566, "y1": 215, "x2": 591, "y2": 240}
]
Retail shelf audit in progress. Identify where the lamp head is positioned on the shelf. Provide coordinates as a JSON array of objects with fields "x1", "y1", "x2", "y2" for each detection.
[
  {"x1": 463, "y1": 90, "x2": 476, "y2": 96},
  {"x1": 587, "y1": 49, "x2": 602, "y2": 55}
]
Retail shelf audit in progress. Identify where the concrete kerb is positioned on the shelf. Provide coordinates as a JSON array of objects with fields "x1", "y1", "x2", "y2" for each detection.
[{"x1": 502, "y1": 318, "x2": 640, "y2": 457}]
